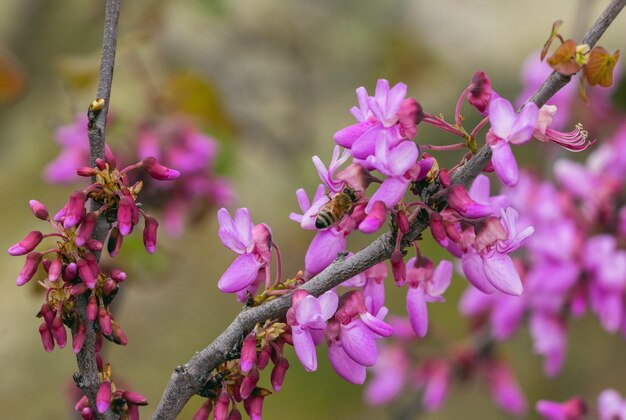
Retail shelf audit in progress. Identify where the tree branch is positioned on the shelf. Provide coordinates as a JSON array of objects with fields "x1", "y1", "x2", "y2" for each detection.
[
  {"x1": 73, "y1": 0, "x2": 121, "y2": 419},
  {"x1": 152, "y1": 1, "x2": 626, "y2": 418}
]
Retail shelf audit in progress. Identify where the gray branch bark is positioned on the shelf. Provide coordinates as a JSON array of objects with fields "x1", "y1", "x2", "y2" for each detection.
[
  {"x1": 73, "y1": 1, "x2": 121, "y2": 419},
  {"x1": 152, "y1": 0, "x2": 626, "y2": 418}
]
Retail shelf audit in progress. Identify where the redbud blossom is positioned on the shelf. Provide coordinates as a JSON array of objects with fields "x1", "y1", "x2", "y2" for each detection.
[
  {"x1": 98, "y1": 306, "x2": 112, "y2": 336},
  {"x1": 77, "y1": 167, "x2": 97, "y2": 177},
  {"x1": 48, "y1": 258, "x2": 62, "y2": 282},
  {"x1": 63, "y1": 262, "x2": 78, "y2": 281},
  {"x1": 86, "y1": 239, "x2": 103, "y2": 251},
  {"x1": 467, "y1": 71, "x2": 493, "y2": 114},
  {"x1": 240, "y1": 367, "x2": 260, "y2": 399},
  {"x1": 16, "y1": 252, "x2": 42, "y2": 286},
  {"x1": 38, "y1": 322, "x2": 54, "y2": 352},
  {"x1": 111, "y1": 269, "x2": 126, "y2": 282},
  {"x1": 76, "y1": 212, "x2": 97, "y2": 246},
  {"x1": 87, "y1": 296, "x2": 98, "y2": 321},
  {"x1": 117, "y1": 196, "x2": 133, "y2": 236},
  {"x1": 29, "y1": 199, "x2": 49, "y2": 220},
  {"x1": 77, "y1": 258, "x2": 97, "y2": 289},
  {"x1": 8, "y1": 231, "x2": 43, "y2": 256},
  {"x1": 96, "y1": 381, "x2": 111, "y2": 413},
  {"x1": 193, "y1": 400, "x2": 213, "y2": 420},
  {"x1": 243, "y1": 393, "x2": 266, "y2": 420},
  {"x1": 51, "y1": 311, "x2": 67, "y2": 348},
  {"x1": 122, "y1": 391, "x2": 148, "y2": 406},
  {"x1": 240, "y1": 332, "x2": 257, "y2": 373},
  {"x1": 72, "y1": 322, "x2": 86, "y2": 353},
  {"x1": 358, "y1": 201, "x2": 387, "y2": 233},
  {"x1": 446, "y1": 185, "x2": 493, "y2": 219},
  {"x1": 142, "y1": 215, "x2": 159, "y2": 254},
  {"x1": 397, "y1": 98, "x2": 423, "y2": 139},
  {"x1": 142, "y1": 157, "x2": 181, "y2": 181},
  {"x1": 64, "y1": 191, "x2": 86, "y2": 228},
  {"x1": 214, "y1": 389, "x2": 230, "y2": 420}
]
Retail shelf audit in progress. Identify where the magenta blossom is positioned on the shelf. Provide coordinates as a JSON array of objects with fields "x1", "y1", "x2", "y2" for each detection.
[
  {"x1": 536, "y1": 396, "x2": 586, "y2": 420},
  {"x1": 364, "y1": 344, "x2": 409, "y2": 405},
  {"x1": 405, "y1": 257, "x2": 452, "y2": 337},
  {"x1": 598, "y1": 389, "x2": 626, "y2": 420},
  {"x1": 486, "y1": 97, "x2": 539, "y2": 186},
  {"x1": 534, "y1": 105, "x2": 593, "y2": 151},
  {"x1": 45, "y1": 114, "x2": 90, "y2": 183},
  {"x1": 216, "y1": 208, "x2": 272, "y2": 294},
  {"x1": 287, "y1": 290, "x2": 338, "y2": 372}
]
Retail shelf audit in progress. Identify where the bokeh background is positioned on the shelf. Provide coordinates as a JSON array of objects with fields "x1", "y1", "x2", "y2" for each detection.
[{"x1": 2, "y1": 0, "x2": 626, "y2": 418}]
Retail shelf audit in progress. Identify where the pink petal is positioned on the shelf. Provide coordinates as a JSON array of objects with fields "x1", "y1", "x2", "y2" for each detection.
[
  {"x1": 407, "y1": 286, "x2": 428, "y2": 337},
  {"x1": 234, "y1": 208, "x2": 253, "y2": 250},
  {"x1": 340, "y1": 321, "x2": 378, "y2": 366},
  {"x1": 360, "y1": 311, "x2": 393, "y2": 337},
  {"x1": 429, "y1": 260, "x2": 453, "y2": 296},
  {"x1": 328, "y1": 342, "x2": 367, "y2": 384},
  {"x1": 483, "y1": 252, "x2": 523, "y2": 296},
  {"x1": 489, "y1": 97, "x2": 516, "y2": 139},
  {"x1": 468, "y1": 174, "x2": 491, "y2": 204},
  {"x1": 385, "y1": 82, "x2": 408, "y2": 121},
  {"x1": 386, "y1": 141, "x2": 419, "y2": 177},
  {"x1": 304, "y1": 229, "x2": 347, "y2": 276},
  {"x1": 218, "y1": 253, "x2": 263, "y2": 293},
  {"x1": 217, "y1": 208, "x2": 246, "y2": 254},
  {"x1": 491, "y1": 140, "x2": 519, "y2": 186},
  {"x1": 351, "y1": 125, "x2": 384, "y2": 159},
  {"x1": 461, "y1": 251, "x2": 497, "y2": 294},
  {"x1": 292, "y1": 326, "x2": 317, "y2": 371},
  {"x1": 296, "y1": 295, "x2": 324, "y2": 328},
  {"x1": 365, "y1": 177, "x2": 410, "y2": 213},
  {"x1": 318, "y1": 291, "x2": 339, "y2": 320},
  {"x1": 509, "y1": 102, "x2": 539, "y2": 144}
]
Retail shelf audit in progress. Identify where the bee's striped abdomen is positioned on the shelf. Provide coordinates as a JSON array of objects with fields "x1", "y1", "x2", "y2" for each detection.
[{"x1": 315, "y1": 210, "x2": 335, "y2": 229}]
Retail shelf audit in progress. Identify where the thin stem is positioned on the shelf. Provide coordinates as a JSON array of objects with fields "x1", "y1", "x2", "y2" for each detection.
[
  {"x1": 422, "y1": 114, "x2": 467, "y2": 139},
  {"x1": 454, "y1": 88, "x2": 469, "y2": 127},
  {"x1": 271, "y1": 242, "x2": 283, "y2": 288},
  {"x1": 470, "y1": 116, "x2": 490, "y2": 139},
  {"x1": 74, "y1": 0, "x2": 121, "y2": 419},
  {"x1": 152, "y1": 1, "x2": 626, "y2": 417},
  {"x1": 423, "y1": 143, "x2": 467, "y2": 152}
]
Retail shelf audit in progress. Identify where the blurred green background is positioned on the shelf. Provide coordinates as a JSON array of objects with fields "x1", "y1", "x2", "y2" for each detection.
[{"x1": 1, "y1": 0, "x2": 626, "y2": 418}]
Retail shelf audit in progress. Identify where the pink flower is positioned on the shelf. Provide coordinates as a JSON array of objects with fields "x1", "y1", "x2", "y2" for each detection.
[
  {"x1": 365, "y1": 344, "x2": 409, "y2": 405},
  {"x1": 486, "y1": 97, "x2": 539, "y2": 186},
  {"x1": 529, "y1": 313, "x2": 567, "y2": 377},
  {"x1": 534, "y1": 105, "x2": 593, "y2": 151},
  {"x1": 287, "y1": 290, "x2": 338, "y2": 371},
  {"x1": 486, "y1": 361, "x2": 527, "y2": 416},
  {"x1": 405, "y1": 257, "x2": 452, "y2": 337},
  {"x1": 536, "y1": 397, "x2": 586, "y2": 420},
  {"x1": 312, "y1": 146, "x2": 351, "y2": 193},
  {"x1": 44, "y1": 115, "x2": 90, "y2": 184},
  {"x1": 598, "y1": 389, "x2": 626, "y2": 420},
  {"x1": 216, "y1": 208, "x2": 272, "y2": 294}
]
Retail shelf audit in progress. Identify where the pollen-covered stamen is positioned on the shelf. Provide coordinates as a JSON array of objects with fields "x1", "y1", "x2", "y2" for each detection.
[{"x1": 540, "y1": 123, "x2": 594, "y2": 151}]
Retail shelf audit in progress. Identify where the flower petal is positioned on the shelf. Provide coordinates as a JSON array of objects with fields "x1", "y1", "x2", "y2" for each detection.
[
  {"x1": 340, "y1": 321, "x2": 378, "y2": 366},
  {"x1": 328, "y1": 342, "x2": 367, "y2": 384},
  {"x1": 491, "y1": 140, "x2": 519, "y2": 186},
  {"x1": 509, "y1": 102, "x2": 539, "y2": 144},
  {"x1": 483, "y1": 252, "x2": 523, "y2": 296},
  {"x1": 292, "y1": 326, "x2": 318, "y2": 371},
  {"x1": 360, "y1": 311, "x2": 393, "y2": 337},
  {"x1": 318, "y1": 291, "x2": 339, "y2": 321},
  {"x1": 296, "y1": 295, "x2": 323, "y2": 327},
  {"x1": 366, "y1": 177, "x2": 410, "y2": 213},
  {"x1": 429, "y1": 260, "x2": 453, "y2": 296},
  {"x1": 407, "y1": 286, "x2": 429, "y2": 337},
  {"x1": 462, "y1": 251, "x2": 497, "y2": 294},
  {"x1": 217, "y1": 253, "x2": 263, "y2": 293},
  {"x1": 489, "y1": 98, "x2": 516, "y2": 140},
  {"x1": 304, "y1": 229, "x2": 347, "y2": 276}
]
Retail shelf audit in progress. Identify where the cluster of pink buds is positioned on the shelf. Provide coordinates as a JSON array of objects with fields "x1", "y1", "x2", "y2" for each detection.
[
  {"x1": 537, "y1": 389, "x2": 626, "y2": 419},
  {"x1": 193, "y1": 320, "x2": 288, "y2": 420},
  {"x1": 74, "y1": 362, "x2": 148, "y2": 419},
  {"x1": 45, "y1": 114, "x2": 233, "y2": 236}
]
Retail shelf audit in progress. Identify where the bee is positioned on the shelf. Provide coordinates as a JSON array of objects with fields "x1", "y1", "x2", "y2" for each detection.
[{"x1": 315, "y1": 187, "x2": 358, "y2": 229}]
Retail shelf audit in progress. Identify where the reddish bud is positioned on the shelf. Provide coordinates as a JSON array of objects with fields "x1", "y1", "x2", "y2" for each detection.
[
  {"x1": 122, "y1": 391, "x2": 148, "y2": 406},
  {"x1": 257, "y1": 343, "x2": 272, "y2": 370},
  {"x1": 64, "y1": 191, "x2": 87, "y2": 228},
  {"x1": 107, "y1": 227, "x2": 123, "y2": 257},
  {"x1": 51, "y1": 311, "x2": 67, "y2": 348},
  {"x1": 16, "y1": 252, "x2": 42, "y2": 286},
  {"x1": 358, "y1": 201, "x2": 387, "y2": 234},
  {"x1": 429, "y1": 212, "x2": 447, "y2": 245},
  {"x1": 127, "y1": 404, "x2": 139, "y2": 420},
  {"x1": 193, "y1": 400, "x2": 213, "y2": 420},
  {"x1": 77, "y1": 258, "x2": 97, "y2": 289},
  {"x1": 87, "y1": 296, "x2": 98, "y2": 321},
  {"x1": 48, "y1": 258, "x2": 62, "y2": 282},
  {"x1": 75, "y1": 395, "x2": 89, "y2": 411},
  {"x1": 439, "y1": 169, "x2": 451, "y2": 188},
  {"x1": 270, "y1": 355, "x2": 289, "y2": 392},
  {"x1": 214, "y1": 389, "x2": 230, "y2": 420},
  {"x1": 240, "y1": 367, "x2": 260, "y2": 400},
  {"x1": 111, "y1": 269, "x2": 126, "y2": 282},
  {"x1": 42, "y1": 259, "x2": 51, "y2": 272},
  {"x1": 444, "y1": 220, "x2": 462, "y2": 243},
  {"x1": 39, "y1": 322, "x2": 55, "y2": 352},
  {"x1": 111, "y1": 321, "x2": 128, "y2": 346},
  {"x1": 96, "y1": 381, "x2": 111, "y2": 414},
  {"x1": 240, "y1": 332, "x2": 258, "y2": 373},
  {"x1": 391, "y1": 249, "x2": 406, "y2": 286},
  {"x1": 63, "y1": 262, "x2": 78, "y2": 281},
  {"x1": 86, "y1": 239, "x2": 103, "y2": 251},
  {"x1": 397, "y1": 210, "x2": 410, "y2": 234},
  {"x1": 142, "y1": 157, "x2": 180, "y2": 181},
  {"x1": 95, "y1": 158, "x2": 107, "y2": 170},
  {"x1": 29, "y1": 199, "x2": 49, "y2": 220},
  {"x1": 446, "y1": 184, "x2": 493, "y2": 219},
  {"x1": 397, "y1": 98, "x2": 423, "y2": 139},
  {"x1": 8, "y1": 231, "x2": 43, "y2": 256},
  {"x1": 467, "y1": 71, "x2": 492, "y2": 114},
  {"x1": 39, "y1": 303, "x2": 55, "y2": 327},
  {"x1": 98, "y1": 306, "x2": 112, "y2": 336},
  {"x1": 77, "y1": 167, "x2": 98, "y2": 177},
  {"x1": 413, "y1": 157, "x2": 435, "y2": 182},
  {"x1": 103, "y1": 278, "x2": 118, "y2": 296},
  {"x1": 117, "y1": 196, "x2": 133, "y2": 236},
  {"x1": 73, "y1": 322, "x2": 87, "y2": 353},
  {"x1": 243, "y1": 393, "x2": 266, "y2": 420},
  {"x1": 76, "y1": 212, "x2": 97, "y2": 246},
  {"x1": 105, "y1": 144, "x2": 117, "y2": 169},
  {"x1": 81, "y1": 407, "x2": 94, "y2": 420},
  {"x1": 53, "y1": 203, "x2": 68, "y2": 222},
  {"x1": 143, "y1": 216, "x2": 159, "y2": 254},
  {"x1": 336, "y1": 163, "x2": 376, "y2": 191},
  {"x1": 227, "y1": 406, "x2": 242, "y2": 420}
]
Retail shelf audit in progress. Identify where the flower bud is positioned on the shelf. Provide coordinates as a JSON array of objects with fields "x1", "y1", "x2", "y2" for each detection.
[
  {"x1": 117, "y1": 196, "x2": 133, "y2": 236},
  {"x1": 438, "y1": 168, "x2": 450, "y2": 188},
  {"x1": 142, "y1": 157, "x2": 180, "y2": 181},
  {"x1": 73, "y1": 322, "x2": 87, "y2": 353},
  {"x1": 122, "y1": 391, "x2": 148, "y2": 406},
  {"x1": 39, "y1": 302, "x2": 55, "y2": 327},
  {"x1": 127, "y1": 404, "x2": 139, "y2": 420},
  {"x1": 111, "y1": 321, "x2": 128, "y2": 346},
  {"x1": 111, "y1": 269, "x2": 126, "y2": 282},
  {"x1": 96, "y1": 381, "x2": 111, "y2": 414},
  {"x1": 429, "y1": 212, "x2": 447, "y2": 245},
  {"x1": 77, "y1": 167, "x2": 98, "y2": 177},
  {"x1": 240, "y1": 332, "x2": 257, "y2": 373},
  {"x1": 51, "y1": 311, "x2": 67, "y2": 348},
  {"x1": 193, "y1": 399, "x2": 213, "y2": 420},
  {"x1": 143, "y1": 216, "x2": 159, "y2": 254},
  {"x1": 243, "y1": 392, "x2": 267, "y2": 420},
  {"x1": 105, "y1": 144, "x2": 117, "y2": 170},
  {"x1": 39, "y1": 322, "x2": 54, "y2": 352},
  {"x1": 240, "y1": 367, "x2": 260, "y2": 400},
  {"x1": 270, "y1": 355, "x2": 289, "y2": 392},
  {"x1": 53, "y1": 203, "x2": 68, "y2": 222},
  {"x1": 98, "y1": 306, "x2": 112, "y2": 336},
  {"x1": 16, "y1": 252, "x2": 42, "y2": 286},
  {"x1": 77, "y1": 258, "x2": 97, "y2": 289},
  {"x1": 8, "y1": 231, "x2": 43, "y2": 256},
  {"x1": 29, "y1": 199, "x2": 49, "y2": 220},
  {"x1": 227, "y1": 406, "x2": 242, "y2": 420},
  {"x1": 214, "y1": 389, "x2": 230, "y2": 420},
  {"x1": 48, "y1": 258, "x2": 62, "y2": 282},
  {"x1": 397, "y1": 210, "x2": 410, "y2": 234},
  {"x1": 64, "y1": 191, "x2": 87, "y2": 229},
  {"x1": 81, "y1": 407, "x2": 94, "y2": 420},
  {"x1": 63, "y1": 262, "x2": 78, "y2": 281},
  {"x1": 87, "y1": 296, "x2": 98, "y2": 321},
  {"x1": 107, "y1": 227, "x2": 123, "y2": 257},
  {"x1": 397, "y1": 98, "x2": 424, "y2": 139},
  {"x1": 95, "y1": 158, "x2": 107, "y2": 171},
  {"x1": 446, "y1": 184, "x2": 493, "y2": 219},
  {"x1": 257, "y1": 343, "x2": 272, "y2": 370},
  {"x1": 467, "y1": 71, "x2": 492, "y2": 114},
  {"x1": 86, "y1": 239, "x2": 103, "y2": 252},
  {"x1": 75, "y1": 395, "x2": 89, "y2": 411},
  {"x1": 76, "y1": 212, "x2": 97, "y2": 246},
  {"x1": 391, "y1": 249, "x2": 406, "y2": 286},
  {"x1": 103, "y1": 278, "x2": 118, "y2": 296}
]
